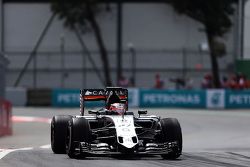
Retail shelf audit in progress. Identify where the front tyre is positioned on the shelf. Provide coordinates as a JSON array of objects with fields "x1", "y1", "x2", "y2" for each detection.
[
  {"x1": 66, "y1": 117, "x2": 91, "y2": 159},
  {"x1": 51, "y1": 115, "x2": 72, "y2": 154},
  {"x1": 160, "y1": 118, "x2": 182, "y2": 159}
]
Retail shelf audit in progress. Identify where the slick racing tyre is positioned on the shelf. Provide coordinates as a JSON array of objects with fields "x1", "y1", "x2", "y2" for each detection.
[
  {"x1": 66, "y1": 117, "x2": 91, "y2": 159},
  {"x1": 51, "y1": 115, "x2": 72, "y2": 154},
  {"x1": 160, "y1": 118, "x2": 182, "y2": 159}
]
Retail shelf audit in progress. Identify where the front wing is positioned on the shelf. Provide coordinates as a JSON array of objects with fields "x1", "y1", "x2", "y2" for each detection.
[{"x1": 72, "y1": 141, "x2": 179, "y2": 157}]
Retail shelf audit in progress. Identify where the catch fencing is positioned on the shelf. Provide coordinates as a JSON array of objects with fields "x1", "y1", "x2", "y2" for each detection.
[{"x1": 6, "y1": 49, "x2": 234, "y2": 89}]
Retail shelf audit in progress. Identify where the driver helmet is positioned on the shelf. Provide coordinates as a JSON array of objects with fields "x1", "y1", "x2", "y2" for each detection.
[{"x1": 109, "y1": 103, "x2": 126, "y2": 115}]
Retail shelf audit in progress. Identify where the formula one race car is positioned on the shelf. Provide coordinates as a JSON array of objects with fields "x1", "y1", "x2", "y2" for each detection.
[{"x1": 51, "y1": 87, "x2": 182, "y2": 159}]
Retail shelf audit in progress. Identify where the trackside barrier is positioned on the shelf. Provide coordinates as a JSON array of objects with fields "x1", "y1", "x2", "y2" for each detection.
[
  {"x1": 0, "y1": 100, "x2": 12, "y2": 137},
  {"x1": 27, "y1": 89, "x2": 52, "y2": 106},
  {"x1": 6, "y1": 87, "x2": 27, "y2": 106},
  {"x1": 51, "y1": 88, "x2": 250, "y2": 109},
  {"x1": 139, "y1": 89, "x2": 206, "y2": 108},
  {"x1": 225, "y1": 90, "x2": 250, "y2": 108},
  {"x1": 205, "y1": 89, "x2": 250, "y2": 109},
  {"x1": 206, "y1": 89, "x2": 225, "y2": 109},
  {"x1": 140, "y1": 89, "x2": 250, "y2": 109}
]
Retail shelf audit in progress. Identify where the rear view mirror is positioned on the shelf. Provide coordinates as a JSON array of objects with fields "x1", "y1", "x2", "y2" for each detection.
[
  {"x1": 88, "y1": 110, "x2": 97, "y2": 115},
  {"x1": 138, "y1": 110, "x2": 147, "y2": 115}
]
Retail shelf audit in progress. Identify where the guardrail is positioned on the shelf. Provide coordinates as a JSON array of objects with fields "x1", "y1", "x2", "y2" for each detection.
[
  {"x1": 5, "y1": 88, "x2": 250, "y2": 109},
  {"x1": 0, "y1": 99, "x2": 12, "y2": 137}
]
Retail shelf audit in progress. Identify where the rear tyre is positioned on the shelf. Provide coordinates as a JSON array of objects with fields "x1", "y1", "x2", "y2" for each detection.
[
  {"x1": 66, "y1": 117, "x2": 91, "y2": 159},
  {"x1": 51, "y1": 115, "x2": 72, "y2": 154},
  {"x1": 160, "y1": 118, "x2": 182, "y2": 159}
]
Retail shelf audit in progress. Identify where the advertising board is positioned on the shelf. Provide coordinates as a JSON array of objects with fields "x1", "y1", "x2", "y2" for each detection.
[{"x1": 139, "y1": 89, "x2": 206, "y2": 108}]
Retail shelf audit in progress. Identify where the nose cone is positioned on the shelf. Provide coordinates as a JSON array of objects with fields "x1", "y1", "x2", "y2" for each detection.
[
  {"x1": 117, "y1": 136, "x2": 138, "y2": 149},
  {"x1": 109, "y1": 115, "x2": 139, "y2": 149}
]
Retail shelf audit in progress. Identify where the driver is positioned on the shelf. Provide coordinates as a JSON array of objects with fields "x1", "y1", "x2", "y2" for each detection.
[
  {"x1": 106, "y1": 92, "x2": 121, "y2": 108},
  {"x1": 106, "y1": 92, "x2": 126, "y2": 115},
  {"x1": 109, "y1": 103, "x2": 126, "y2": 115}
]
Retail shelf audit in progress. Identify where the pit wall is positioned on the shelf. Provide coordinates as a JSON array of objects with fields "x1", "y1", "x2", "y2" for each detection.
[
  {"x1": 5, "y1": 88, "x2": 250, "y2": 109},
  {"x1": 0, "y1": 99, "x2": 12, "y2": 137}
]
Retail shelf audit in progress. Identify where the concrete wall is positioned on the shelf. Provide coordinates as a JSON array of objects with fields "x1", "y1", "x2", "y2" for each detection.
[
  {"x1": 3, "y1": 3, "x2": 237, "y2": 89},
  {"x1": 5, "y1": 87, "x2": 27, "y2": 106}
]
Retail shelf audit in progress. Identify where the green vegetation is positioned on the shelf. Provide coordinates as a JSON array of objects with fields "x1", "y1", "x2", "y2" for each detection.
[
  {"x1": 51, "y1": 0, "x2": 112, "y2": 86},
  {"x1": 166, "y1": 0, "x2": 237, "y2": 88}
]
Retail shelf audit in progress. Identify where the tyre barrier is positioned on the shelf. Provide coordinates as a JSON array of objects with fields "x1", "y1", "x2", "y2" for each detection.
[{"x1": 0, "y1": 99, "x2": 12, "y2": 137}]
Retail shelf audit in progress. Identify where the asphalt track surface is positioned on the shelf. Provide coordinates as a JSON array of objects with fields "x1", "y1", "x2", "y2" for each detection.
[{"x1": 1, "y1": 107, "x2": 250, "y2": 167}]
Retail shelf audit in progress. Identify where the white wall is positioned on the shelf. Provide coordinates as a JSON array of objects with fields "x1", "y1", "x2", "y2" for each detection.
[
  {"x1": 3, "y1": 3, "x2": 236, "y2": 88},
  {"x1": 4, "y1": 3, "x2": 235, "y2": 52}
]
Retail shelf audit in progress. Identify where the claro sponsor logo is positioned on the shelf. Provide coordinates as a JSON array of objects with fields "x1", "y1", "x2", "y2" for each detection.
[
  {"x1": 85, "y1": 90, "x2": 126, "y2": 96},
  {"x1": 229, "y1": 95, "x2": 250, "y2": 104},
  {"x1": 143, "y1": 94, "x2": 201, "y2": 104}
]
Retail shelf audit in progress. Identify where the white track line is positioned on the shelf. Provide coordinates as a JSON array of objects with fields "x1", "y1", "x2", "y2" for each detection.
[
  {"x1": 0, "y1": 147, "x2": 33, "y2": 160},
  {"x1": 40, "y1": 144, "x2": 51, "y2": 149},
  {"x1": 0, "y1": 149, "x2": 13, "y2": 159},
  {"x1": 0, "y1": 145, "x2": 51, "y2": 160}
]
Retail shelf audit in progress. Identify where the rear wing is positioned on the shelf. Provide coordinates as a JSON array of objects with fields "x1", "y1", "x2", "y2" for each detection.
[{"x1": 80, "y1": 87, "x2": 128, "y2": 115}]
